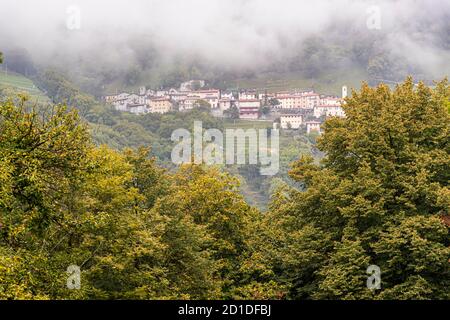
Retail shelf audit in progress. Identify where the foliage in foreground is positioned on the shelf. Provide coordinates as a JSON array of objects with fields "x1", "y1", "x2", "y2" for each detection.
[
  {"x1": 0, "y1": 78, "x2": 449, "y2": 300},
  {"x1": 0, "y1": 97, "x2": 261, "y2": 299},
  {"x1": 248, "y1": 78, "x2": 450, "y2": 299}
]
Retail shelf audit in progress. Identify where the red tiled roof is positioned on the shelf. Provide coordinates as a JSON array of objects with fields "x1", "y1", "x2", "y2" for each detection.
[
  {"x1": 194, "y1": 89, "x2": 220, "y2": 93},
  {"x1": 277, "y1": 95, "x2": 301, "y2": 99},
  {"x1": 239, "y1": 99, "x2": 260, "y2": 102}
]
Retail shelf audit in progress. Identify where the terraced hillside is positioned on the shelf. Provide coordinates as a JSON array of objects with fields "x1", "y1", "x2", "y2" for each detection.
[
  {"x1": 225, "y1": 67, "x2": 368, "y2": 96},
  {"x1": 0, "y1": 70, "x2": 49, "y2": 103}
]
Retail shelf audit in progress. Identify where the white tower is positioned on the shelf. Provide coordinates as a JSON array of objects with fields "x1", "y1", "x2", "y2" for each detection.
[
  {"x1": 139, "y1": 86, "x2": 146, "y2": 95},
  {"x1": 342, "y1": 85, "x2": 348, "y2": 99}
]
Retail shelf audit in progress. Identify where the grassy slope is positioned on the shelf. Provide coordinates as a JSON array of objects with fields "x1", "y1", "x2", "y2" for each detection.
[
  {"x1": 224, "y1": 119, "x2": 273, "y2": 129},
  {"x1": 224, "y1": 67, "x2": 368, "y2": 96},
  {"x1": 102, "y1": 66, "x2": 369, "y2": 96},
  {"x1": 0, "y1": 70, "x2": 50, "y2": 103}
]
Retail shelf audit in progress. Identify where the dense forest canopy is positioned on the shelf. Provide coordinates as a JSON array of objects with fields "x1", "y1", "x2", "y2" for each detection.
[
  {"x1": 13, "y1": 69, "x2": 314, "y2": 209},
  {"x1": 1, "y1": 73, "x2": 448, "y2": 299},
  {"x1": 0, "y1": 0, "x2": 449, "y2": 300}
]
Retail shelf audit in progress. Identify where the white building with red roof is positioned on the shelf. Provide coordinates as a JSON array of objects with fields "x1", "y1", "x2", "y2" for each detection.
[
  {"x1": 313, "y1": 105, "x2": 345, "y2": 118},
  {"x1": 238, "y1": 99, "x2": 260, "y2": 119},
  {"x1": 148, "y1": 97, "x2": 173, "y2": 113},
  {"x1": 280, "y1": 114, "x2": 303, "y2": 129},
  {"x1": 276, "y1": 92, "x2": 320, "y2": 109},
  {"x1": 305, "y1": 121, "x2": 321, "y2": 134}
]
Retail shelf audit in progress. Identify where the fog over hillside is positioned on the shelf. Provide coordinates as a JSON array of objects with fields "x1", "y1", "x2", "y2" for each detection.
[{"x1": 1, "y1": 0, "x2": 449, "y2": 87}]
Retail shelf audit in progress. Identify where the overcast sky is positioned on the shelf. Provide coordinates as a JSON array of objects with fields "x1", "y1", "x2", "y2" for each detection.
[{"x1": 0, "y1": 0, "x2": 449, "y2": 73}]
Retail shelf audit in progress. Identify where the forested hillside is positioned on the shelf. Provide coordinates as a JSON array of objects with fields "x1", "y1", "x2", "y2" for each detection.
[
  {"x1": 1, "y1": 0, "x2": 449, "y2": 304},
  {"x1": 20, "y1": 70, "x2": 318, "y2": 209},
  {"x1": 1, "y1": 72, "x2": 448, "y2": 299}
]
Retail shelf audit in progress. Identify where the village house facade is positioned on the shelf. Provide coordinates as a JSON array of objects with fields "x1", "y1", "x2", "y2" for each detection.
[
  {"x1": 280, "y1": 114, "x2": 303, "y2": 129},
  {"x1": 277, "y1": 93, "x2": 320, "y2": 109},
  {"x1": 238, "y1": 99, "x2": 260, "y2": 119},
  {"x1": 169, "y1": 92, "x2": 188, "y2": 102},
  {"x1": 187, "y1": 89, "x2": 220, "y2": 109},
  {"x1": 305, "y1": 120, "x2": 321, "y2": 134},
  {"x1": 103, "y1": 84, "x2": 347, "y2": 129},
  {"x1": 221, "y1": 91, "x2": 234, "y2": 100},
  {"x1": 313, "y1": 105, "x2": 345, "y2": 118},
  {"x1": 179, "y1": 96, "x2": 201, "y2": 111},
  {"x1": 219, "y1": 98, "x2": 232, "y2": 111},
  {"x1": 149, "y1": 97, "x2": 173, "y2": 113},
  {"x1": 128, "y1": 103, "x2": 148, "y2": 115},
  {"x1": 320, "y1": 95, "x2": 342, "y2": 106},
  {"x1": 239, "y1": 90, "x2": 258, "y2": 100}
]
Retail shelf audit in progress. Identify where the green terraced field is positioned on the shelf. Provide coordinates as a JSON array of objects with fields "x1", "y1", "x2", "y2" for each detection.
[
  {"x1": 224, "y1": 119, "x2": 273, "y2": 130},
  {"x1": 0, "y1": 70, "x2": 49, "y2": 103},
  {"x1": 225, "y1": 67, "x2": 368, "y2": 96}
]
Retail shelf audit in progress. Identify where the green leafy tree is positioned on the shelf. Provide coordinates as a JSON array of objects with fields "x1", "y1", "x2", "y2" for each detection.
[
  {"x1": 259, "y1": 105, "x2": 270, "y2": 116},
  {"x1": 258, "y1": 78, "x2": 450, "y2": 299},
  {"x1": 0, "y1": 96, "x2": 266, "y2": 299},
  {"x1": 268, "y1": 98, "x2": 280, "y2": 107},
  {"x1": 0, "y1": 98, "x2": 168, "y2": 299},
  {"x1": 0, "y1": 98, "x2": 91, "y2": 299},
  {"x1": 151, "y1": 164, "x2": 261, "y2": 298},
  {"x1": 224, "y1": 105, "x2": 239, "y2": 119}
]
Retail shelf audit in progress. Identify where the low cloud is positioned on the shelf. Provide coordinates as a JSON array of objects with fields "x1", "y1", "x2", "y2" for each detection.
[{"x1": 0, "y1": 0, "x2": 448, "y2": 78}]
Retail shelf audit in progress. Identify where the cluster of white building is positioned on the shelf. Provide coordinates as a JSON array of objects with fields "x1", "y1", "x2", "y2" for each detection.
[
  {"x1": 103, "y1": 81, "x2": 348, "y2": 134},
  {"x1": 277, "y1": 86, "x2": 348, "y2": 134},
  {"x1": 104, "y1": 83, "x2": 237, "y2": 116}
]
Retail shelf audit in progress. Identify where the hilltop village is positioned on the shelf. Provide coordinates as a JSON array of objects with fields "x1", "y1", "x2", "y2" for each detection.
[{"x1": 103, "y1": 80, "x2": 348, "y2": 134}]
